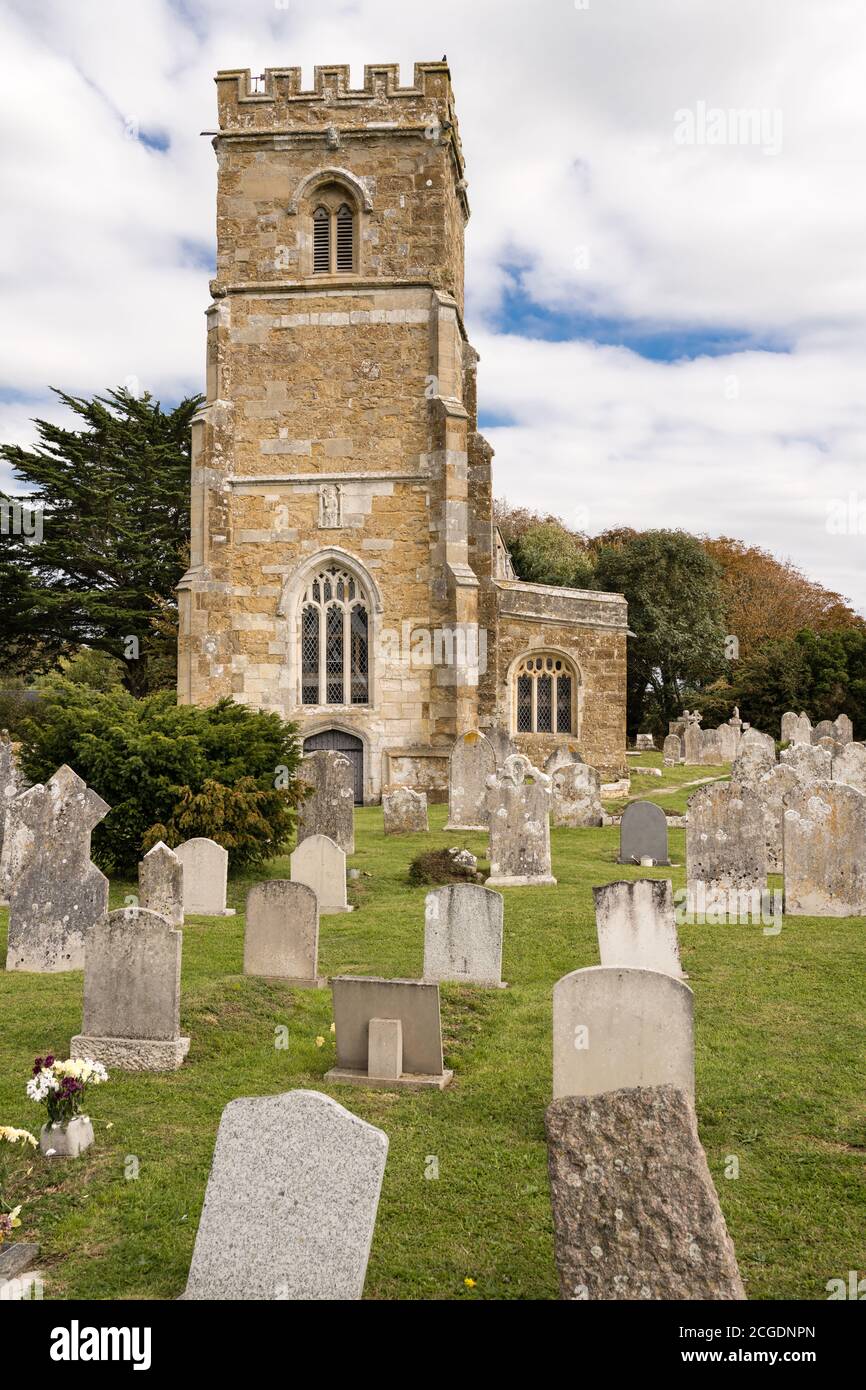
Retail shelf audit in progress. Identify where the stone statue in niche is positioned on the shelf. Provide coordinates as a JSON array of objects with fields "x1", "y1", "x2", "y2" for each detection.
[{"x1": 319, "y1": 484, "x2": 342, "y2": 529}]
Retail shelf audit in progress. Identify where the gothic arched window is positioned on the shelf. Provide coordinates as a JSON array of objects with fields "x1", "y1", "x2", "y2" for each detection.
[
  {"x1": 310, "y1": 187, "x2": 356, "y2": 274},
  {"x1": 514, "y1": 653, "x2": 575, "y2": 734},
  {"x1": 300, "y1": 565, "x2": 369, "y2": 706}
]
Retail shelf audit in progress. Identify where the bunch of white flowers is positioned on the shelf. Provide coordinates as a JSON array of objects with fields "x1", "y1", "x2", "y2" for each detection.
[
  {"x1": 26, "y1": 1056, "x2": 109, "y2": 1126},
  {"x1": 0, "y1": 1126, "x2": 37, "y2": 1147}
]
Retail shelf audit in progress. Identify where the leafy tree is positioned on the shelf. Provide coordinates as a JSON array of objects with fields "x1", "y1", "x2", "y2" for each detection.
[
  {"x1": 18, "y1": 679, "x2": 304, "y2": 872},
  {"x1": 509, "y1": 522, "x2": 595, "y2": 589},
  {"x1": 0, "y1": 387, "x2": 201, "y2": 696}
]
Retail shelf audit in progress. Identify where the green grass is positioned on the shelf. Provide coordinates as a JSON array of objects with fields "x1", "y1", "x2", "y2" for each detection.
[{"x1": 1, "y1": 788, "x2": 863, "y2": 1301}]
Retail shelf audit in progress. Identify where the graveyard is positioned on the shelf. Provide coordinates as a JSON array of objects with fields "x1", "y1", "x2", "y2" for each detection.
[{"x1": 0, "y1": 747, "x2": 862, "y2": 1300}]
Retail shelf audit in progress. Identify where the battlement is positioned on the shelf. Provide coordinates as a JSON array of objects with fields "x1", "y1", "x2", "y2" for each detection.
[{"x1": 216, "y1": 61, "x2": 455, "y2": 128}]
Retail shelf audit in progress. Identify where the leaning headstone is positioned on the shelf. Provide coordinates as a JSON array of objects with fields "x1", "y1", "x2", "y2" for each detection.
[
  {"x1": 832, "y1": 741, "x2": 866, "y2": 794},
  {"x1": 2, "y1": 765, "x2": 109, "y2": 973},
  {"x1": 552, "y1": 965, "x2": 694, "y2": 1100},
  {"x1": 780, "y1": 741, "x2": 832, "y2": 786},
  {"x1": 550, "y1": 761, "x2": 602, "y2": 828},
  {"x1": 175, "y1": 837, "x2": 234, "y2": 917},
  {"x1": 545, "y1": 1085, "x2": 745, "y2": 1300},
  {"x1": 71, "y1": 906, "x2": 190, "y2": 1070},
  {"x1": 593, "y1": 880, "x2": 682, "y2": 977},
  {"x1": 290, "y1": 833, "x2": 352, "y2": 914},
  {"x1": 244, "y1": 881, "x2": 324, "y2": 987},
  {"x1": 182, "y1": 1090, "x2": 388, "y2": 1300},
  {"x1": 297, "y1": 750, "x2": 355, "y2": 854},
  {"x1": 834, "y1": 713, "x2": 854, "y2": 745},
  {"x1": 423, "y1": 884, "x2": 505, "y2": 988},
  {"x1": 485, "y1": 754, "x2": 556, "y2": 886},
  {"x1": 635, "y1": 733, "x2": 655, "y2": 751},
  {"x1": 756, "y1": 765, "x2": 800, "y2": 873},
  {"x1": 444, "y1": 731, "x2": 496, "y2": 830},
  {"x1": 382, "y1": 787, "x2": 428, "y2": 835},
  {"x1": 686, "y1": 782, "x2": 766, "y2": 908},
  {"x1": 138, "y1": 841, "x2": 183, "y2": 927},
  {"x1": 731, "y1": 737, "x2": 775, "y2": 785},
  {"x1": 326, "y1": 976, "x2": 452, "y2": 1089},
  {"x1": 618, "y1": 800, "x2": 669, "y2": 865},
  {"x1": 662, "y1": 733, "x2": 682, "y2": 766},
  {"x1": 783, "y1": 782, "x2": 866, "y2": 916}
]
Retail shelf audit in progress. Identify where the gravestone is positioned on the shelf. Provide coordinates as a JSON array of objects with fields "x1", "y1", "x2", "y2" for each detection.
[
  {"x1": 550, "y1": 760, "x2": 603, "y2": 828},
  {"x1": 698, "y1": 728, "x2": 725, "y2": 766},
  {"x1": 715, "y1": 723, "x2": 738, "y2": 762},
  {"x1": 382, "y1": 787, "x2": 428, "y2": 835},
  {"x1": 832, "y1": 741, "x2": 866, "y2": 794},
  {"x1": 635, "y1": 733, "x2": 655, "y2": 751},
  {"x1": 182, "y1": 1090, "x2": 387, "y2": 1300},
  {"x1": 783, "y1": 782, "x2": 866, "y2": 916},
  {"x1": 290, "y1": 833, "x2": 352, "y2": 914},
  {"x1": 618, "y1": 801, "x2": 669, "y2": 865},
  {"x1": 545, "y1": 1085, "x2": 745, "y2": 1300},
  {"x1": 781, "y1": 710, "x2": 807, "y2": 744},
  {"x1": 834, "y1": 713, "x2": 854, "y2": 745},
  {"x1": 423, "y1": 884, "x2": 505, "y2": 988},
  {"x1": 683, "y1": 722, "x2": 703, "y2": 765},
  {"x1": 756, "y1": 765, "x2": 800, "y2": 873},
  {"x1": 486, "y1": 726, "x2": 517, "y2": 767},
  {"x1": 175, "y1": 837, "x2": 234, "y2": 916},
  {"x1": 552, "y1": 965, "x2": 694, "y2": 1100},
  {"x1": 297, "y1": 750, "x2": 355, "y2": 854},
  {"x1": 444, "y1": 731, "x2": 496, "y2": 830},
  {"x1": 731, "y1": 737, "x2": 775, "y2": 785},
  {"x1": 544, "y1": 745, "x2": 584, "y2": 777},
  {"x1": 662, "y1": 733, "x2": 682, "y2": 766},
  {"x1": 0, "y1": 733, "x2": 26, "y2": 873},
  {"x1": 138, "y1": 841, "x2": 183, "y2": 927},
  {"x1": 780, "y1": 741, "x2": 832, "y2": 785},
  {"x1": 593, "y1": 880, "x2": 682, "y2": 977},
  {"x1": 686, "y1": 782, "x2": 766, "y2": 905},
  {"x1": 817, "y1": 735, "x2": 843, "y2": 760},
  {"x1": 811, "y1": 719, "x2": 835, "y2": 744},
  {"x1": 243, "y1": 881, "x2": 323, "y2": 987},
  {"x1": 71, "y1": 906, "x2": 190, "y2": 1069},
  {"x1": 485, "y1": 754, "x2": 556, "y2": 886},
  {"x1": 2, "y1": 765, "x2": 109, "y2": 973},
  {"x1": 326, "y1": 976, "x2": 452, "y2": 1089}
]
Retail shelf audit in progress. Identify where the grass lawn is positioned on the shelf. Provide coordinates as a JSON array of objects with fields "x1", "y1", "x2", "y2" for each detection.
[{"x1": 1, "y1": 767, "x2": 863, "y2": 1301}]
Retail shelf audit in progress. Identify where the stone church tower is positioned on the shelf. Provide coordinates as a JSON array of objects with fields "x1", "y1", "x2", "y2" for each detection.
[{"x1": 178, "y1": 62, "x2": 627, "y2": 799}]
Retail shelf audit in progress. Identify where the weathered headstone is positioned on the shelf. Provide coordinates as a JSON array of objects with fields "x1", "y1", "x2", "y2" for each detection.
[
  {"x1": 662, "y1": 733, "x2": 682, "y2": 766},
  {"x1": 545, "y1": 1085, "x2": 745, "y2": 1300},
  {"x1": 756, "y1": 765, "x2": 800, "y2": 873},
  {"x1": 423, "y1": 884, "x2": 505, "y2": 988},
  {"x1": 138, "y1": 841, "x2": 184, "y2": 927},
  {"x1": 486, "y1": 725, "x2": 517, "y2": 767},
  {"x1": 382, "y1": 787, "x2": 428, "y2": 835},
  {"x1": 297, "y1": 750, "x2": 355, "y2": 854},
  {"x1": 811, "y1": 719, "x2": 835, "y2": 744},
  {"x1": 550, "y1": 760, "x2": 602, "y2": 829},
  {"x1": 290, "y1": 833, "x2": 351, "y2": 914},
  {"x1": 326, "y1": 976, "x2": 452, "y2": 1089},
  {"x1": 731, "y1": 736, "x2": 775, "y2": 784},
  {"x1": 0, "y1": 733, "x2": 26, "y2": 874},
  {"x1": 635, "y1": 733, "x2": 655, "y2": 751},
  {"x1": 780, "y1": 741, "x2": 832, "y2": 785},
  {"x1": 2, "y1": 765, "x2": 109, "y2": 973},
  {"x1": 444, "y1": 731, "x2": 496, "y2": 830},
  {"x1": 182, "y1": 1090, "x2": 388, "y2": 1300},
  {"x1": 832, "y1": 741, "x2": 866, "y2": 794},
  {"x1": 593, "y1": 879, "x2": 682, "y2": 977},
  {"x1": 71, "y1": 906, "x2": 190, "y2": 1069},
  {"x1": 618, "y1": 801, "x2": 669, "y2": 865},
  {"x1": 552, "y1": 965, "x2": 694, "y2": 1100},
  {"x1": 781, "y1": 710, "x2": 808, "y2": 744},
  {"x1": 783, "y1": 782, "x2": 866, "y2": 916},
  {"x1": 697, "y1": 728, "x2": 725, "y2": 765},
  {"x1": 715, "y1": 723, "x2": 738, "y2": 762},
  {"x1": 244, "y1": 881, "x2": 324, "y2": 987},
  {"x1": 485, "y1": 754, "x2": 556, "y2": 886},
  {"x1": 686, "y1": 782, "x2": 766, "y2": 906},
  {"x1": 175, "y1": 837, "x2": 234, "y2": 917},
  {"x1": 544, "y1": 744, "x2": 584, "y2": 777},
  {"x1": 683, "y1": 722, "x2": 703, "y2": 765},
  {"x1": 834, "y1": 713, "x2": 854, "y2": 745},
  {"x1": 818, "y1": 735, "x2": 843, "y2": 760}
]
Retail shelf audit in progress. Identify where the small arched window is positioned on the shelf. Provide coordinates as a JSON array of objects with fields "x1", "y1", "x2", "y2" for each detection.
[
  {"x1": 514, "y1": 654, "x2": 575, "y2": 734},
  {"x1": 300, "y1": 565, "x2": 369, "y2": 706},
  {"x1": 309, "y1": 186, "x2": 357, "y2": 274}
]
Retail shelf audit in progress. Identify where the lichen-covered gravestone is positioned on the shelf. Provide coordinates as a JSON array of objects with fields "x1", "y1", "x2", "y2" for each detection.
[
  {"x1": 485, "y1": 754, "x2": 556, "y2": 887},
  {"x1": 618, "y1": 801, "x2": 669, "y2": 865},
  {"x1": 444, "y1": 731, "x2": 495, "y2": 830},
  {"x1": 635, "y1": 733, "x2": 655, "y2": 751},
  {"x1": 544, "y1": 745, "x2": 584, "y2": 777},
  {"x1": 834, "y1": 713, "x2": 854, "y2": 744},
  {"x1": 326, "y1": 976, "x2": 452, "y2": 1089},
  {"x1": 780, "y1": 741, "x2": 832, "y2": 786},
  {"x1": 175, "y1": 837, "x2": 234, "y2": 917},
  {"x1": 382, "y1": 787, "x2": 428, "y2": 834},
  {"x1": 545, "y1": 1086, "x2": 745, "y2": 1300},
  {"x1": 138, "y1": 841, "x2": 183, "y2": 927},
  {"x1": 686, "y1": 782, "x2": 766, "y2": 910},
  {"x1": 782, "y1": 710, "x2": 811, "y2": 744},
  {"x1": 550, "y1": 761, "x2": 603, "y2": 829},
  {"x1": 756, "y1": 765, "x2": 800, "y2": 873},
  {"x1": 552, "y1": 965, "x2": 694, "y2": 1100},
  {"x1": 423, "y1": 884, "x2": 505, "y2": 987},
  {"x1": 182, "y1": 1090, "x2": 388, "y2": 1300},
  {"x1": 71, "y1": 906, "x2": 190, "y2": 1069},
  {"x1": 0, "y1": 733, "x2": 27, "y2": 878},
  {"x1": 2, "y1": 765, "x2": 109, "y2": 973},
  {"x1": 486, "y1": 725, "x2": 517, "y2": 767},
  {"x1": 811, "y1": 719, "x2": 836, "y2": 744},
  {"x1": 297, "y1": 750, "x2": 355, "y2": 854},
  {"x1": 683, "y1": 722, "x2": 703, "y2": 765},
  {"x1": 662, "y1": 733, "x2": 682, "y2": 766},
  {"x1": 832, "y1": 741, "x2": 866, "y2": 794},
  {"x1": 731, "y1": 732, "x2": 776, "y2": 784},
  {"x1": 783, "y1": 781, "x2": 866, "y2": 916},
  {"x1": 290, "y1": 833, "x2": 351, "y2": 914},
  {"x1": 697, "y1": 728, "x2": 725, "y2": 765},
  {"x1": 243, "y1": 880, "x2": 323, "y2": 986},
  {"x1": 593, "y1": 880, "x2": 682, "y2": 978}
]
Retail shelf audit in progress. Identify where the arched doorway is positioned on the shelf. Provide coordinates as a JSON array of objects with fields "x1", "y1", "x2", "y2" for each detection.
[{"x1": 303, "y1": 729, "x2": 364, "y2": 803}]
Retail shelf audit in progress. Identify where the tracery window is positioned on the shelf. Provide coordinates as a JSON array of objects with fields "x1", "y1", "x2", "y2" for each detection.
[
  {"x1": 514, "y1": 654, "x2": 575, "y2": 734},
  {"x1": 300, "y1": 565, "x2": 369, "y2": 706}
]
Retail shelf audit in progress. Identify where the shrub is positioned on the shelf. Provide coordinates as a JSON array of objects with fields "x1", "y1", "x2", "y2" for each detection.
[
  {"x1": 18, "y1": 677, "x2": 304, "y2": 872},
  {"x1": 408, "y1": 847, "x2": 481, "y2": 887}
]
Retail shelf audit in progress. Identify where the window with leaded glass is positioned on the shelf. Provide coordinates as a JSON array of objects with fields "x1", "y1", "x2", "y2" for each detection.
[
  {"x1": 512, "y1": 654, "x2": 575, "y2": 734},
  {"x1": 298, "y1": 564, "x2": 370, "y2": 706}
]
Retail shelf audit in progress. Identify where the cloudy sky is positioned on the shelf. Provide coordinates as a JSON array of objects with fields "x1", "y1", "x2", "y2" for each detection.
[{"x1": 2, "y1": 0, "x2": 865, "y2": 608}]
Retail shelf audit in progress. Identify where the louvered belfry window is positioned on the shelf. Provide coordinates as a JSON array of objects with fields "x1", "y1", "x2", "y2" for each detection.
[
  {"x1": 300, "y1": 565, "x2": 370, "y2": 705},
  {"x1": 513, "y1": 654, "x2": 575, "y2": 734},
  {"x1": 313, "y1": 207, "x2": 330, "y2": 272},
  {"x1": 336, "y1": 204, "x2": 354, "y2": 271},
  {"x1": 310, "y1": 188, "x2": 356, "y2": 274}
]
